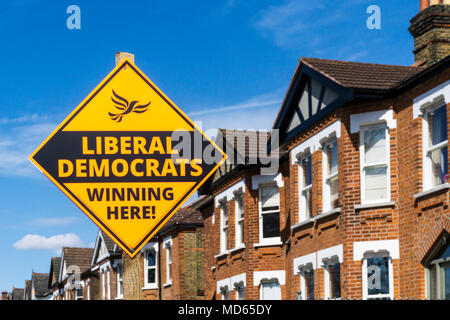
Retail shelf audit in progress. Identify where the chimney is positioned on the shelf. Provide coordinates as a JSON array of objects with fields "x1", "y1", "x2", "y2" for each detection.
[
  {"x1": 115, "y1": 52, "x2": 135, "y2": 65},
  {"x1": 1, "y1": 291, "x2": 8, "y2": 300},
  {"x1": 410, "y1": 1, "x2": 450, "y2": 67}
]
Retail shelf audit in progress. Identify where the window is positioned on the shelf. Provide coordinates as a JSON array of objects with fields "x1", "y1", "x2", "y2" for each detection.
[
  {"x1": 323, "y1": 139, "x2": 339, "y2": 211},
  {"x1": 76, "y1": 287, "x2": 83, "y2": 300},
  {"x1": 260, "y1": 281, "x2": 281, "y2": 300},
  {"x1": 304, "y1": 269, "x2": 315, "y2": 300},
  {"x1": 236, "y1": 285, "x2": 245, "y2": 300},
  {"x1": 101, "y1": 271, "x2": 105, "y2": 300},
  {"x1": 325, "y1": 261, "x2": 341, "y2": 299},
  {"x1": 117, "y1": 263, "x2": 123, "y2": 299},
  {"x1": 426, "y1": 236, "x2": 450, "y2": 300},
  {"x1": 220, "y1": 201, "x2": 228, "y2": 252},
  {"x1": 259, "y1": 184, "x2": 280, "y2": 243},
  {"x1": 235, "y1": 192, "x2": 244, "y2": 247},
  {"x1": 220, "y1": 286, "x2": 229, "y2": 300},
  {"x1": 297, "y1": 267, "x2": 314, "y2": 300},
  {"x1": 145, "y1": 248, "x2": 157, "y2": 287},
  {"x1": 166, "y1": 245, "x2": 172, "y2": 284},
  {"x1": 360, "y1": 125, "x2": 390, "y2": 203},
  {"x1": 424, "y1": 105, "x2": 448, "y2": 189},
  {"x1": 362, "y1": 252, "x2": 393, "y2": 300},
  {"x1": 299, "y1": 153, "x2": 312, "y2": 221}
]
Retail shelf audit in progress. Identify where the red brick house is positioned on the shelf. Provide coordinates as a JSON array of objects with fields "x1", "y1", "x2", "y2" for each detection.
[
  {"x1": 57, "y1": 247, "x2": 94, "y2": 300},
  {"x1": 87, "y1": 230, "x2": 123, "y2": 300},
  {"x1": 199, "y1": 128, "x2": 289, "y2": 300},
  {"x1": 200, "y1": 1, "x2": 450, "y2": 300},
  {"x1": 122, "y1": 205, "x2": 204, "y2": 300}
]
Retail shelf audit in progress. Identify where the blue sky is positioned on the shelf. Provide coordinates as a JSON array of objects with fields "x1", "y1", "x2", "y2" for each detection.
[{"x1": 0, "y1": 0, "x2": 418, "y2": 291}]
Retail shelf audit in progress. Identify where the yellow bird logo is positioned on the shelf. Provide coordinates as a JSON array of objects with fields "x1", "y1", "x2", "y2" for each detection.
[{"x1": 108, "y1": 90, "x2": 151, "y2": 123}]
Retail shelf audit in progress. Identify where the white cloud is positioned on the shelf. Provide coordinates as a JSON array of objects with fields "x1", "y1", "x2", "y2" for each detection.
[
  {"x1": 31, "y1": 216, "x2": 80, "y2": 227},
  {"x1": 0, "y1": 115, "x2": 57, "y2": 178},
  {"x1": 13, "y1": 233, "x2": 84, "y2": 253},
  {"x1": 251, "y1": 0, "x2": 370, "y2": 61},
  {"x1": 188, "y1": 88, "x2": 283, "y2": 132}
]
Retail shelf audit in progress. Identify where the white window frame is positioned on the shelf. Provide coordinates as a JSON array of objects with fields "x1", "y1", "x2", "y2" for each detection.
[
  {"x1": 258, "y1": 183, "x2": 281, "y2": 245},
  {"x1": 143, "y1": 242, "x2": 158, "y2": 290},
  {"x1": 298, "y1": 151, "x2": 312, "y2": 222},
  {"x1": 323, "y1": 259, "x2": 341, "y2": 300},
  {"x1": 219, "y1": 199, "x2": 228, "y2": 253},
  {"x1": 106, "y1": 268, "x2": 111, "y2": 300},
  {"x1": 422, "y1": 104, "x2": 448, "y2": 191},
  {"x1": 259, "y1": 279, "x2": 281, "y2": 300},
  {"x1": 116, "y1": 263, "x2": 123, "y2": 299},
  {"x1": 101, "y1": 270, "x2": 105, "y2": 300},
  {"x1": 362, "y1": 251, "x2": 394, "y2": 300},
  {"x1": 162, "y1": 237, "x2": 173, "y2": 287},
  {"x1": 322, "y1": 138, "x2": 339, "y2": 213},
  {"x1": 234, "y1": 190, "x2": 245, "y2": 248},
  {"x1": 360, "y1": 123, "x2": 391, "y2": 204},
  {"x1": 298, "y1": 266, "x2": 314, "y2": 300}
]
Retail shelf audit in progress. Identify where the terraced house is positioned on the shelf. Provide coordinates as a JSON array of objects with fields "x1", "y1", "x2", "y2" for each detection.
[{"x1": 200, "y1": 1, "x2": 450, "y2": 300}]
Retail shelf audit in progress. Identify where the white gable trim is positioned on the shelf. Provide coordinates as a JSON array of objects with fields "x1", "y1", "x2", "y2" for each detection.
[
  {"x1": 253, "y1": 270, "x2": 285, "y2": 286},
  {"x1": 353, "y1": 239, "x2": 400, "y2": 260},
  {"x1": 215, "y1": 180, "x2": 246, "y2": 207},
  {"x1": 291, "y1": 120, "x2": 341, "y2": 165},
  {"x1": 91, "y1": 230, "x2": 110, "y2": 265},
  {"x1": 251, "y1": 173, "x2": 284, "y2": 190},
  {"x1": 350, "y1": 110, "x2": 396, "y2": 134},
  {"x1": 413, "y1": 80, "x2": 450, "y2": 119}
]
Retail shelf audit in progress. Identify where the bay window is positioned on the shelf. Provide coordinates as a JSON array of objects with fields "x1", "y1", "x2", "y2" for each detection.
[
  {"x1": 426, "y1": 235, "x2": 450, "y2": 300},
  {"x1": 424, "y1": 104, "x2": 448, "y2": 189},
  {"x1": 259, "y1": 184, "x2": 280, "y2": 244},
  {"x1": 299, "y1": 153, "x2": 312, "y2": 221},
  {"x1": 360, "y1": 124, "x2": 390, "y2": 203},
  {"x1": 323, "y1": 139, "x2": 339, "y2": 211}
]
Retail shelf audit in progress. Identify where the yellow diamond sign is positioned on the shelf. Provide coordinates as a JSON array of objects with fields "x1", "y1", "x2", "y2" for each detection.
[{"x1": 29, "y1": 58, "x2": 226, "y2": 258}]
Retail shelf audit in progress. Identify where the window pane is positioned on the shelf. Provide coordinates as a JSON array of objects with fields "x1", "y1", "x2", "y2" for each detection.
[
  {"x1": 329, "y1": 176, "x2": 339, "y2": 209},
  {"x1": 261, "y1": 282, "x2": 281, "y2": 300},
  {"x1": 237, "y1": 194, "x2": 244, "y2": 219},
  {"x1": 365, "y1": 166, "x2": 388, "y2": 201},
  {"x1": 221, "y1": 204, "x2": 228, "y2": 226},
  {"x1": 428, "y1": 105, "x2": 447, "y2": 146},
  {"x1": 301, "y1": 189, "x2": 312, "y2": 219},
  {"x1": 326, "y1": 140, "x2": 338, "y2": 176},
  {"x1": 367, "y1": 256, "x2": 389, "y2": 296},
  {"x1": 262, "y1": 212, "x2": 280, "y2": 238},
  {"x1": 301, "y1": 155, "x2": 312, "y2": 186},
  {"x1": 148, "y1": 269, "x2": 156, "y2": 284},
  {"x1": 444, "y1": 266, "x2": 450, "y2": 300},
  {"x1": 330, "y1": 263, "x2": 341, "y2": 299},
  {"x1": 364, "y1": 128, "x2": 386, "y2": 164},
  {"x1": 305, "y1": 270, "x2": 314, "y2": 300},
  {"x1": 239, "y1": 220, "x2": 244, "y2": 244},
  {"x1": 147, "y1": 250, "x2": 156, "y2": 267},
  {"x1": 430, "y1": 146, "x2": 448, "y2": 187},
  {"x1": 261, "y1": 186, "x2": 280, "y2": 210}
]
